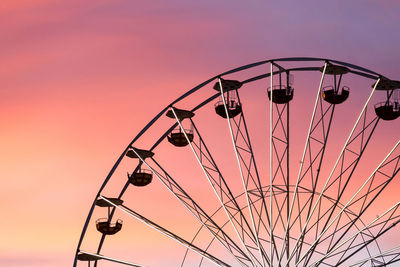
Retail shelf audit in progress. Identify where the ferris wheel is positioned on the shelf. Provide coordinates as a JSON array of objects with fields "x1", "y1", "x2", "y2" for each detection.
[{"x1": 74, "y1": 57, "x2": 400, "y2": 267}]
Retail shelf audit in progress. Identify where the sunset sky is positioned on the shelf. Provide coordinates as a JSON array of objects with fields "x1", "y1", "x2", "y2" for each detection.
[{"x1": 1, "y1": 1, "x2": 400, "y2": 266}]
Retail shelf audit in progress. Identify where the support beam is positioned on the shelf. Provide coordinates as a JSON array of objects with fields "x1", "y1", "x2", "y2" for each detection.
[
  {"x1": 296, "y1": 141, "x2": 400, "y2": 265},
  {"x1": 285, "y1": 78, "x2": 380, "y2": 266},
  {"x1": 78, "y1": 250, "x2": 147, "y2": 267},
  {"x1": 269, "y1": 62, "x2": 274, "y2": 265},
  {"x1": 348, "y1": 245, "x2": 400, "y2": 267},
  {"x1": 309, "y1": 201, "x2": 400, "y2": 267},
  {"x1": 170, "y1": 106, "x2": 268, "y2": 265},
  {"x1": 218, "y1": 78, "x2": 265, "y2": 267},
  {"x1": 280, "y1": 63, "x2": 327, "y2": 266},
  {"x1": 99, "y1": 196, "x2": 230, "y2": 267},
  {"x1": 129, "y1": 148, "x2": 251, "y2": 266}
]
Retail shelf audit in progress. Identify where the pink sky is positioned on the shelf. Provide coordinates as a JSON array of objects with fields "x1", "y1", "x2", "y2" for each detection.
[{"x1": 1, "y1": 1, "x2": 400, "y2": 266}]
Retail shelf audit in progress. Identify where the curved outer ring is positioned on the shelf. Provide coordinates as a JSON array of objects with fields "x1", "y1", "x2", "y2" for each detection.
[{"x1": 74, "y1": 57, "x2": 388, "y2": 266}]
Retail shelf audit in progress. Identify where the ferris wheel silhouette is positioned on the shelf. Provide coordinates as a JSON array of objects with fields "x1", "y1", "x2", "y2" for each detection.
[{"x1": 75, "y1": 57, "x2": 400, "y2": 267}]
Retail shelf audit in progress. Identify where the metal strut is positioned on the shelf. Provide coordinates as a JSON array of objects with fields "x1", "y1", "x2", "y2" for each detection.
[
  {"x1": 130, "y1": 148, "x2": 251, "y2": 266},
  {"x1": 295, "y1": 79, "x2": 383, "y2": 266},
  {"x1": 298, "y1": 141, "x2": 400, "y2": 266},
  {"x1": 281, "y1": 63, "x2": 328, "y2": 266},
  {"x1": 170, "y1": 106, "x2": 268, "y2": 266},
  {"x1": 99, "y1": 196, "x2": 231, "y2": 267},
  {"x1": 218, "y1": 78, "x2": 268, "y2": 267}
]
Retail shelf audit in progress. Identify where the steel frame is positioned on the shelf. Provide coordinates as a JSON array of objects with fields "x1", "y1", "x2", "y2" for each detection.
[{"x1": 74, "y1": 58, "x2": 399, "y2": 267}]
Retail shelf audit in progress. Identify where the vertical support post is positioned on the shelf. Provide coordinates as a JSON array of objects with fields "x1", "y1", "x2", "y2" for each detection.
[
  {"x1": 286, "y1": 91, "x2": 290, "y2": 262},
  {"x1": 280, "y1": 63, "x2": 327, "y2": 266},
  {"x1": 269, "y1": 62, "x2": 274, "y2": 265},
  {"x1": 218, "y1": 78, "x2": 262, "y2": 267}
]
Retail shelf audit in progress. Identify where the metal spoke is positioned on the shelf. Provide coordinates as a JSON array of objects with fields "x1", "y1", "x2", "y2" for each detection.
[
  {"x1": 323, "y1": 146, "x2": 400, "y2": 255},
  {"x1": 294, "y1": 82, "x2": 337, "y2": 265},
  {"x1": 295, "y1": 83, "x2": 385, "y2": 265},
  {"x1": 348, "y1": 245, "x2": 400, "y2": 267},
  {"x1": 170, "y1": 107, "x2": 268, "y2": 265},
  {"x1": 285, "y1": 78, "x2": 380, "y2": 266},
  {"x1": 269, "y1": 62, "x2": 275, "y2": 265},
  {"x1": 296, "y1": 141, "x2": 399, "y2": 265},
  {"x1": 99, "y1": 196, "x2": 230, "y2": 267},
  {"x1": 129, "y1": 148, "x2": 251, "y2": 266},
  {"x1": 218, "y1": 78, "x2": 266, "y2": 267},
  {"x1": 78, "y1": 251, "x2": 147, "y2": 267},
  {"x1": 267, "y1": 62, "x2": 293, "y2": 266},
  {"x1": 336, "y1": 216, "x2": 400, "y2": 266},
  {"x1": 280, "y1": 63, "x2": 328, "y2": 266},
  {"x1": 309, "y1": 201, "x2": 400, "y2": 267}
]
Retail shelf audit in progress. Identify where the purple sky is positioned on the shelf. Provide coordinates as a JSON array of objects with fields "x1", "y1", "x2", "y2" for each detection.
[{"x1": 1, "y1": 1, "x2": 399, "y2": 266}]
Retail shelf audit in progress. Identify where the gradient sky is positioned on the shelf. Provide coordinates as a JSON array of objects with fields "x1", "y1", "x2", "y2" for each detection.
[{"x1": 1, "y1": 1, "x2": 400, "y2": 266}]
